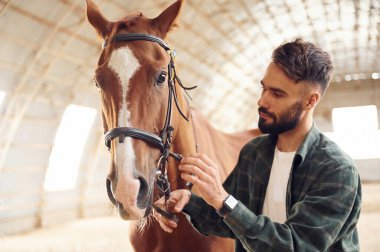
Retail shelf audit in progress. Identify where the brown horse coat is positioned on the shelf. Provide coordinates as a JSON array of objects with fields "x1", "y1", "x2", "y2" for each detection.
[{"x1": 86, "y1": 0, "x2": 261, "y2": 251}]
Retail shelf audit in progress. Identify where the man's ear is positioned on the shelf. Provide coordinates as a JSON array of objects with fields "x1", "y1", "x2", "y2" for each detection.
[
  {"x1": 86, "y1": 0, "x2": 112, "y2": 39},
  {"x1": 150, "y1": 0, "x2": 184, "y2": 38},
  {"x1": 305, "y1": 92, "x2": 320, "y2": 110}
]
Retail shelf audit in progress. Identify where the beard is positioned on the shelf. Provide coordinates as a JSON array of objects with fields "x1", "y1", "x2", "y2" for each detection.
[{"x1": 258, "y1": 101, "x2": 303, "y2": 135}]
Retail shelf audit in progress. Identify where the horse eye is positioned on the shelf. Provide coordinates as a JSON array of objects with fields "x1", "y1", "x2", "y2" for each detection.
[
  {"x1": 94, "y1": 76, "x2": 102, "y2": 89},
  {"x1": 94, "y1": 79, "x2": 99, "y2": 88},
  {"x1": 156, "y1": 71, "x2": 167, "y2": 86}
]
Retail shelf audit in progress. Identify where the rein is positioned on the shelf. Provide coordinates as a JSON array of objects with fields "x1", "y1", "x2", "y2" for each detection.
[{"x1": 103, "y1": 33, "x2": 196, "y2": 220}]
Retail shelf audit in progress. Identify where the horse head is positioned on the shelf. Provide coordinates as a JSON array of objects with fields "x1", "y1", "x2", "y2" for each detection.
[{"x1": 86, "y1": 0, "x2": 190, "y2": 220}]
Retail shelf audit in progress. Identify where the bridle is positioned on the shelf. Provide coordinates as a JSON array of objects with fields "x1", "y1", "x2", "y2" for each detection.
[{"x1": 102, "y1": 33, "x2": 196, "y2": 220}]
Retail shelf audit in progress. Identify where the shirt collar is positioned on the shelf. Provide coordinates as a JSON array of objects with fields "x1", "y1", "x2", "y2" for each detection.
[
  {"x1": 294, "y1": 122, "x2": 321, "y2": 166},
  {"x1": 265, "y1": 123, "x2": 321, "y2": 167}
]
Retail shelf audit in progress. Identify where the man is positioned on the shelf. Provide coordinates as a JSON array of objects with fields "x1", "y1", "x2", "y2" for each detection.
[{"x1": 154, "y1": 38, "x2": 361, "y2": 251}]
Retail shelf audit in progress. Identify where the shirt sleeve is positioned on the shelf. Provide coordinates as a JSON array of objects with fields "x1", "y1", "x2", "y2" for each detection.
[
  {"x1": 182, "y1": 192, "x2": 236, "y2": 238},
  {"x1": 222, "y1": 164, "x2": 361, "y2": 251},
  {"x1": 182, "y1": 143, "x2": 252, "y2": 239},
  {"x1": 184, "y1": 161, "x2": 360, "y2": 251}
]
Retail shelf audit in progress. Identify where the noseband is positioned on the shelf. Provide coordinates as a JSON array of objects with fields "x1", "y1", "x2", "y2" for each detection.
[{"x1": 103, "y1": 33, "x2": 196, "y2": 220}]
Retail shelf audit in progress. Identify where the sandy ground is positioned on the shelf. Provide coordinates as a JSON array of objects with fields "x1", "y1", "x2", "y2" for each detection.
[
  {"x1": 1, "y1": 183, "x2": 379, "y2": 252},
  {"x1": 0, "y1": 216, "x2": 134, "y2": 252}
]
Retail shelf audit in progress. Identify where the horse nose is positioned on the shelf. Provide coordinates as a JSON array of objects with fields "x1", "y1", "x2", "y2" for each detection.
[
  {"x1": 107, "y1": 175, "x2": 150, "y2": 209},
  {"x1": 136, "y1": 176, "x2": 149, "y2": 209},
  {"x1": 106, "y1": 178, "x2": 117, "y2": 206}
]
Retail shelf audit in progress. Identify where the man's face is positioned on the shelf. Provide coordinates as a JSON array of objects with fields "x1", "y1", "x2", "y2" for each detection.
[
  {"x1": 258, "y1": 100, "x2": 303, "y2": 134},
  {"x1": 258, "y1": 62, "x2": 306, "y2": 135}
]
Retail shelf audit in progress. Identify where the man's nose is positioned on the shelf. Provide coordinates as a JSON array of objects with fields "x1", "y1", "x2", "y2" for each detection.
[
  {"x1": 257, "y1": 92, "x2": 267, "y2": 108},
  {"x1": 257, "y1": 96, "x2": 263, "y2": 107}
]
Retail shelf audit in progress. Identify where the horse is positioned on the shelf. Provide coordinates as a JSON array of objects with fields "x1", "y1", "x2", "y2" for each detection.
[{"x1": 86, "y1": 0, "x2": 261, "y2": 251}]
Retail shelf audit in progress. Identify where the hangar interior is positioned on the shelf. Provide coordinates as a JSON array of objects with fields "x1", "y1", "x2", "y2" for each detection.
[{"x1": 0, "y1": 0, "x2": 379, "y2": 251}]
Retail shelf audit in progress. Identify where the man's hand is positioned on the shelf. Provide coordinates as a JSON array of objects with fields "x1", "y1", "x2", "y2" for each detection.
[
  {"x1": 179, "y1": 153, "x2": 228, "y2": 210},
  {"x1": 153, "y1": 189, "x2": 191, "y2": 233},
  {"x1": 154, "y1": 153, "x2": 228, "y2": 233}
]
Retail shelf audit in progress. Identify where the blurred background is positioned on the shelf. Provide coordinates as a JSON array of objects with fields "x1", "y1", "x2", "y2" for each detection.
[{"x1": 0, "y1": 0, "x2": 379, "y2": 251}]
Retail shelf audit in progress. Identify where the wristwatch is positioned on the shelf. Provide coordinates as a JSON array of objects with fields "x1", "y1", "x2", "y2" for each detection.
[{"x1": 217, "y1": 194, "x2": 238, "y2": 217}]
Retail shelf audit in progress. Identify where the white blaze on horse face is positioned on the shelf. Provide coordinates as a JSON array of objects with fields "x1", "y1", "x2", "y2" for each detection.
[{"x1": 108, "y1": 47, "x2": 144, "y2": 218}]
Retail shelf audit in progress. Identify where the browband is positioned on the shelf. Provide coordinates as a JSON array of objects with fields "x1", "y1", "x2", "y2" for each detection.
[{"x1": 103, "y1": 33, "x2": 170, "y2": 51}]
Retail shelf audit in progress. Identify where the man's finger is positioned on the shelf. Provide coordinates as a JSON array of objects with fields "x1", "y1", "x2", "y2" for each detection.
[
  {"x1": 168, "y1": 189, "x2": 191, "y2": 212},
  {"x1": 153, "y1": 210, "x2": 177, "y2": 232},
  {"x1": 191, "y1": 153, "x2": 218, "y2": 168},
  {"x1": 178, "y1": 164, "x2": 208, "y2": 182},
  {"x1": 160, "y1": 217, "x2": 178, "y2": 229},
  {"x1": 181, "y1": 156, "x2": 210, "y2": 173},
  {"x1": 158, "y1": 220, "x2": 173, "y2": 233},
  {"x1": 200, "y1": 153, "x2": 218, "y2": 167},
  {"x1": 181, "y1": 172, "x2": 196, "y2": 184}
]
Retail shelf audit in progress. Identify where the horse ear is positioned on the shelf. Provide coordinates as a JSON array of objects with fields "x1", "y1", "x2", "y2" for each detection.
[
  {"x1": 86, "y1": 0, "x2": 112, "y2": 39},
  {"x1": 151, "y1": 0, "x2": 184, "y2": 37}
]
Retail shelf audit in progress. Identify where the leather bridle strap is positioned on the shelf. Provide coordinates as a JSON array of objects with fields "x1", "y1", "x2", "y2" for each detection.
[
  {"x1": 103, "y1": 33, "x2": 170, "y2": 51},
  {"x1": 104, "y1": 127, "x2": 164, "y2": 151},
  {"x1": 104, "y1": 125, "x2": 182, "y2": 160}
]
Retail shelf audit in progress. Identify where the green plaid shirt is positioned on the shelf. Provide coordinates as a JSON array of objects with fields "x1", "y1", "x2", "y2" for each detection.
[{"x1": 183, "y1": 124, "x2": 361, "y2": 251}]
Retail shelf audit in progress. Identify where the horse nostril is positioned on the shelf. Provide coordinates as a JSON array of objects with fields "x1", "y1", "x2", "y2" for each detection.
[
  {"x1": 136, "y1": 176, "x2": 149, "y2": 209},
  {"x1": 106, "y1": 178, "x2": 117, "y2": 206}
]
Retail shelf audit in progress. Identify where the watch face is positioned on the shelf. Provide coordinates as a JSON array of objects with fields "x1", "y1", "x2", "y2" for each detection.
[{"x1": 225, "y1": 195, "x2": 238, "y2": 210}]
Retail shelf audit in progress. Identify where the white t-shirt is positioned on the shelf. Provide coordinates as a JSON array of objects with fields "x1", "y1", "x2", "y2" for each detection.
[{"x1": 262, "y1": 147, "x2": 296, "y2": 223}]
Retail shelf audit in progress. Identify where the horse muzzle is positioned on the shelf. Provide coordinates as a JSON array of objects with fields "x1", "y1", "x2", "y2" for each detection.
[{"x1": 106, "y1": 177, "x2": 152, "y2": 219}]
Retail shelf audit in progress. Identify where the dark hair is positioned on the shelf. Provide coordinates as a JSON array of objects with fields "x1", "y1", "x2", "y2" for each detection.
[{"x1": 272, "y1": 38, "x2": 333, "y2": 94}]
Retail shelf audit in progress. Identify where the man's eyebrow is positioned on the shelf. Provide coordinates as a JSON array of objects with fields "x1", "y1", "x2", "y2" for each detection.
[
  {"x1": 271, "y1": 87, "x2": 287, "y2": 94},
  {"x1": 260, "y1": 80, "x2": 288, "y2": 95}
]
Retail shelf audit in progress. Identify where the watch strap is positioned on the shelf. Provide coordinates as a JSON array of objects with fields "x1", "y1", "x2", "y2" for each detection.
[{"x1": 216, "y1": 195, "x2": 238, "y2": 217}]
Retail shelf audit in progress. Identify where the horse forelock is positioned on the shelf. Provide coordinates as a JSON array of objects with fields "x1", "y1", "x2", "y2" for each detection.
[
  {"x1": 119, "y1": 12, "x2": 144, "y2": 26},
  {"x1": 112, "y1": 15, "x2": 148, "y2": 41}
]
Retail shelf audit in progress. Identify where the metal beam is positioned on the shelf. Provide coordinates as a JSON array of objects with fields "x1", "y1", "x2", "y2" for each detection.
[{"x1": 0, "y1": 0, "x2": 83, "y2": 170}]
